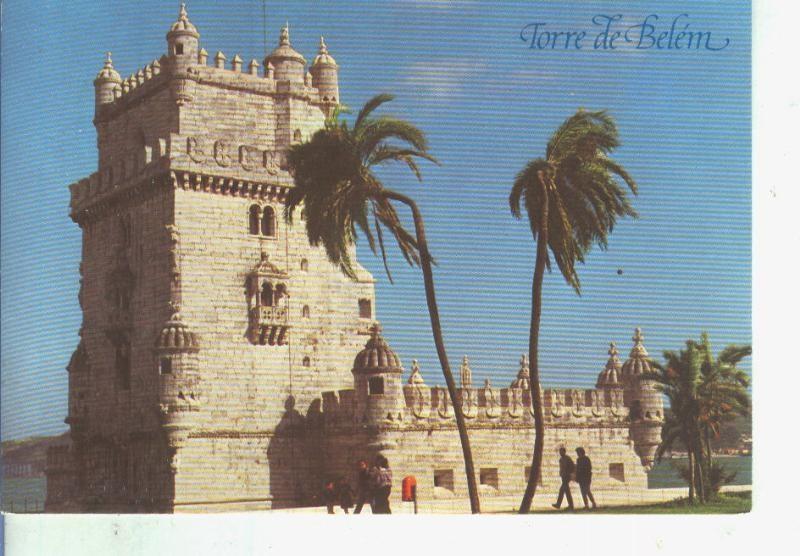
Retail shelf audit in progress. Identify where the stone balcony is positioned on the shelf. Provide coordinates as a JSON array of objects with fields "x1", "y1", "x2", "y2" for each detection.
[{"x1": 248, "y1": 306, "x2": 290, "y2": 346}]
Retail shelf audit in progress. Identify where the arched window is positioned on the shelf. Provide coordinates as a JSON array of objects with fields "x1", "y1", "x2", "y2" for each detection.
[
  {"x1": 261, "y1": 206, "x2": 275, "y2": 237},
  {"x1": 260, "y1": 282, "x2": 273, "y2": 306},
  {"x1": 249, "y1": 205, "x2": 261, "y2": 235},
  {"x1": 302, "y1": 356, "x2": 311, "y2": 367},
  {"x1": 302, "y1": 305, "x2": 310, "y2": 318},
  {"x1": 293, "y1": 129, "x2": 303, "y2": 143},
  {"x1": 300, "y1": 259, "x2": 309, "y2": 271}
]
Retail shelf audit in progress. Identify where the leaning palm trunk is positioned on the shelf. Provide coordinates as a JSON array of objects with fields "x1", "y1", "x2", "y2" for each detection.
[
  {"x1": 688, "y1": 450, "x2": 696, "y2": 502},
  {"x1": 518, "y1": 173, "x2": 549, "y2": 514},
  {"x1": 383, "y1": 189, "x2": 481, "y2": 514}
]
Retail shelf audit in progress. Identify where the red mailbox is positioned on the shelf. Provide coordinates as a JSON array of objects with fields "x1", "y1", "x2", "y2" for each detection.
[{"x1": 401, "y1": 475, "x2": 417, "y2": 502}]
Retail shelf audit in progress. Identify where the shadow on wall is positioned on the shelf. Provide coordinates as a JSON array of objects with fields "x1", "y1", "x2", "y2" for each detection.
[{"x1": 266, "y1": 395, "x2": 324, "y2": 509}]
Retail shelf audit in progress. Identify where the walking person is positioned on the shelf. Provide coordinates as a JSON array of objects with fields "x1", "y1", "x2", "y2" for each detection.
[
  {"x1": 371, "y1": 455, "x2": 393, "y2": 514},
  {"x1": 337, "y1": 477, "x2": 355, "y2": 514},
  {"x1": 552, "y1": 447, "x2": 575, "y2": 510},
  {"x1": 353, "y1": 460, "x2": 372, "y2": 514},
  {"x1": 323, "y1": 478, "x2": 337, "y2": 514},
  {"x1": 575, "y1": 447, "x2": 597, "y2": 509}
]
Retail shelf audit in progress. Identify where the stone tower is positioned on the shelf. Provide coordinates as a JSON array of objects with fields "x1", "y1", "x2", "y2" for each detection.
[{"x1": 49, "y1": 5, "x2": 375, "y2": 512}]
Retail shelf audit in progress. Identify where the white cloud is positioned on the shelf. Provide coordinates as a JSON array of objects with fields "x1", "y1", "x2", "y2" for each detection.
[{"x1": 401, "y1": 61, "x2": 487, "y2": 101}]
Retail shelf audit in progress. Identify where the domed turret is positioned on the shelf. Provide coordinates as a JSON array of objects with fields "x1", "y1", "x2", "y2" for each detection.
[
  {"x1": 621, "y1": 328, "x2": 652, "y2": 379},
  {"x1": 167, "y1": 3, "x2": 200, "y2": 67},
  {"x1": 94, "y1": 52, "x2": 122, "y2": 112},
  {"x1": 352, "y1": 324, "x2": 405, "y2": 424},
  {"x1": 310, "y1": 36, "x2": 339, "y2": 110},
  {"x1": 264, "y1": 24, "x2": 306, "y2": 84},
  {"x1": 621, "y1": 328, "x2": 663, "y2": 470},
  {"x1": 155, "y1": 311, "x2": 200, "y2": 352},
  {"x1": 155, "y1": 309, "x2": 201, "y2": 451},
  {"x1": 596, "y1": 342, "x2": 623, "y2": 388}
]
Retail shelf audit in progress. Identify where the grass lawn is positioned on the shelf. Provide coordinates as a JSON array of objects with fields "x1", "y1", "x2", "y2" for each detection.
[{"x1": 532, "y1": 491, "x2": 751, "y2": 514}]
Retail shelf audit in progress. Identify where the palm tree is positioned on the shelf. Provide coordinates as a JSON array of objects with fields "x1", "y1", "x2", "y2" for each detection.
[
  {"x1": 649, "y1": 335, "x2": 751, "y2": 503},
  {"x1": 649, "y1": 342, "x2": 706, "y2": 502},
  {"x1": 284, "y1": 94, "x2": 481, "y2": 513},
  {"x1": 696, "y1": 333, "x2": 751, "y2": 468},
  {"x1": 509, "y1": 110, "x2": 637, "y2": 513}
]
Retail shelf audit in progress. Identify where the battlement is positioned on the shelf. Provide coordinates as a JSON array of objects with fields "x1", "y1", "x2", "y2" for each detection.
[
  {"x1": 94, "y1": 7, "x2": 336, "y2": 121},
  {"x1": 321, "y1": 384, "x2": 629, "y2": 429}
]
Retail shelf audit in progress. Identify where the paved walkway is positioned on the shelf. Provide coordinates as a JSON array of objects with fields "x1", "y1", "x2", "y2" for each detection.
[{"x1": 272, "y1": 485, "x2": 751, "y2": 514}]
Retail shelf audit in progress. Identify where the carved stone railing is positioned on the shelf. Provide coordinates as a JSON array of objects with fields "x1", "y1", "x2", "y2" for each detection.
[{"x1": 248, "y1": 306, "x2": 290, "y2": 346}]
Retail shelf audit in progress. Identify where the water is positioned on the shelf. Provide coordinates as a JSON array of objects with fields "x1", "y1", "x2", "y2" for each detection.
[
  {"x1": 1, "y1": 476, "x2": 47, "y2": 513},
  {"x1": 648, "y1": 455, "x2": 752, "y2": 489}
]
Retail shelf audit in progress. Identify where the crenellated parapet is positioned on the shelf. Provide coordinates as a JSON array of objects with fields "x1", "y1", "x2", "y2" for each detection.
[{"x1": 94, "y1": 7, "x2": 336, "y2": 123}]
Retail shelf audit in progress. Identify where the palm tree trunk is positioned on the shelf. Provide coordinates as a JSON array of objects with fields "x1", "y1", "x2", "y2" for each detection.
[
  {"x1": 382, "y1": 189, "x2": 481, "y2": 514},
  {"x1": 518, "y1": 172, "x2": 549, "y2": 514},
  {"x1": 694, "y1": 444, "x2": 706, "y2": 503},
  {"x1": 688, "y1": 450, "x2": 695, "y2": 502},
  {"x1": 705, "y1": 426, "x2": 713, "y2": 469}
]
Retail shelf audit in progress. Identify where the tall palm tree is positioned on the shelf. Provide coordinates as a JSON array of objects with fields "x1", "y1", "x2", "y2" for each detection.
[
  {"x1": 284, "y1": 94, "x2": 481, "y2": 513},
  {"x1": 509, "y1": 110, "x2": 637, "y2": 513}
]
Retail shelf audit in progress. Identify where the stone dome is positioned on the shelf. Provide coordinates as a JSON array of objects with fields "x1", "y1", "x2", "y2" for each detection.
[
  {"x1": 621, "y1": 328, "x2": 652, "y2": 378},
  {"x1": 312, "y1": 37, "x2": 337, "y2": 67},
  {"x1": 95, "y1": 52, "x2": 122, "y2": 83},
  {"x1": 266, "y1": 24, "x2": 306, "y2": 65},
  {"x1": 168, "y1": 3, "x2": 199, "y2": 39},
  {"x1": 596, "y1": 342, "x2": 623, "y2": 388},
  {"x1": 155, "y1": 311, "x2": 200, "y2": 352},
  {"x1": 352, "y1": 324, "x2": 402, "y2": 374}
]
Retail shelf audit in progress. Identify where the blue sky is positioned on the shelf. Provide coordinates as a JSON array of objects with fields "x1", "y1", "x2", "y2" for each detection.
[{"x1": 0, "y1": 0, "x2": 750, "y2": 441}]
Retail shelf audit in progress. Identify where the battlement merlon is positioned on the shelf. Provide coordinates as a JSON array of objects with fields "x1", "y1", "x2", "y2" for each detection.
[
  {"x1": 93, "y1": 7, "x2": 339, "y2": 125},
  {"x1": 320, "y1": 385, "x2": 630, "y2": 427}
]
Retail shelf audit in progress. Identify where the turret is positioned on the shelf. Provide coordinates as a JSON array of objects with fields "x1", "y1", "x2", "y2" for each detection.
[
  {"x1": 155, "y1": 308, "x2": 201, "y2": 454},
  {"x1": 352, "y1": 324, "x2": 405, "y2": 425},
  {"x1": 264, "y1": 24, "x2": 306, "y2": 84},
  {"x1": 94, "y1": 52, "x2": 122, "y2": 113},
  {"x1": 621, "y1": 328, "x2": 664, "y2": 469},
  {"x1": 310, "y1": 36, "x2": 340, "y2": 114},
  {"x1": 166, "y1": 3, "x2": 200, "y2": 69}
]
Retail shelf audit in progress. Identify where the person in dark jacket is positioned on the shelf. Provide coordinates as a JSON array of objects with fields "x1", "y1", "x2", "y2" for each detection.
[
  {"x1": 353, "y1": 459, "x2": 372, "y2": 514},
  {"x1": 575, "y1": 447, "x2": 597, "y2": 509},
  {"x1": 552, "y1": 447, "x2": 575, "y2": 510},
  {"x1": 336, "y1": 477, "x2": 355, "y2": 514},
  {"x1": 370, "y1": 455, "x2": 393, "y2": 514},
  {"x1": 323, "y1": 479, "x2": 337, "y2": 514}
]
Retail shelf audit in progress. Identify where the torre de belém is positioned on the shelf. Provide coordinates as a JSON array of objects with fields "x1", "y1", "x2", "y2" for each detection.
[{"x1": 45, "y1": 5, "x2": 664, "y2": 513}]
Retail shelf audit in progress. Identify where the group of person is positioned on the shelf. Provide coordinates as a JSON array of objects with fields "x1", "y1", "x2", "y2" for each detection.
[
  {"x1": 323, "y1": 455, "x2": 393, "y2": 515},
  {"x1": 322, "y1": 447, "x2": 597, "y2": 513},
  {"x1": 553, "y1": 446, "x2": 598, "y2": 510}
]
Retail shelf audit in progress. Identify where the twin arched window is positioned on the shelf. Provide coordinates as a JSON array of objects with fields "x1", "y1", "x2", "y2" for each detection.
[
  {"x1": 248, "y1": 205, "x2": 276, "y2": 237},
  {"x1": 302, "y1": 305, "x2": 310, "y2": 318}
]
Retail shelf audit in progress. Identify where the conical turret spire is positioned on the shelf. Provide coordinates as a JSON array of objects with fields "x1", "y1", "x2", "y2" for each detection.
[
  {"x1": 511, "y1": 354, "x2": 531, "y2": 389},
  {"x1": 408, "y1": 359, "x2": 425, "y2": 385},
  {"x1": 459, "y1": 355, "x2": 473, "y2": 388}
]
